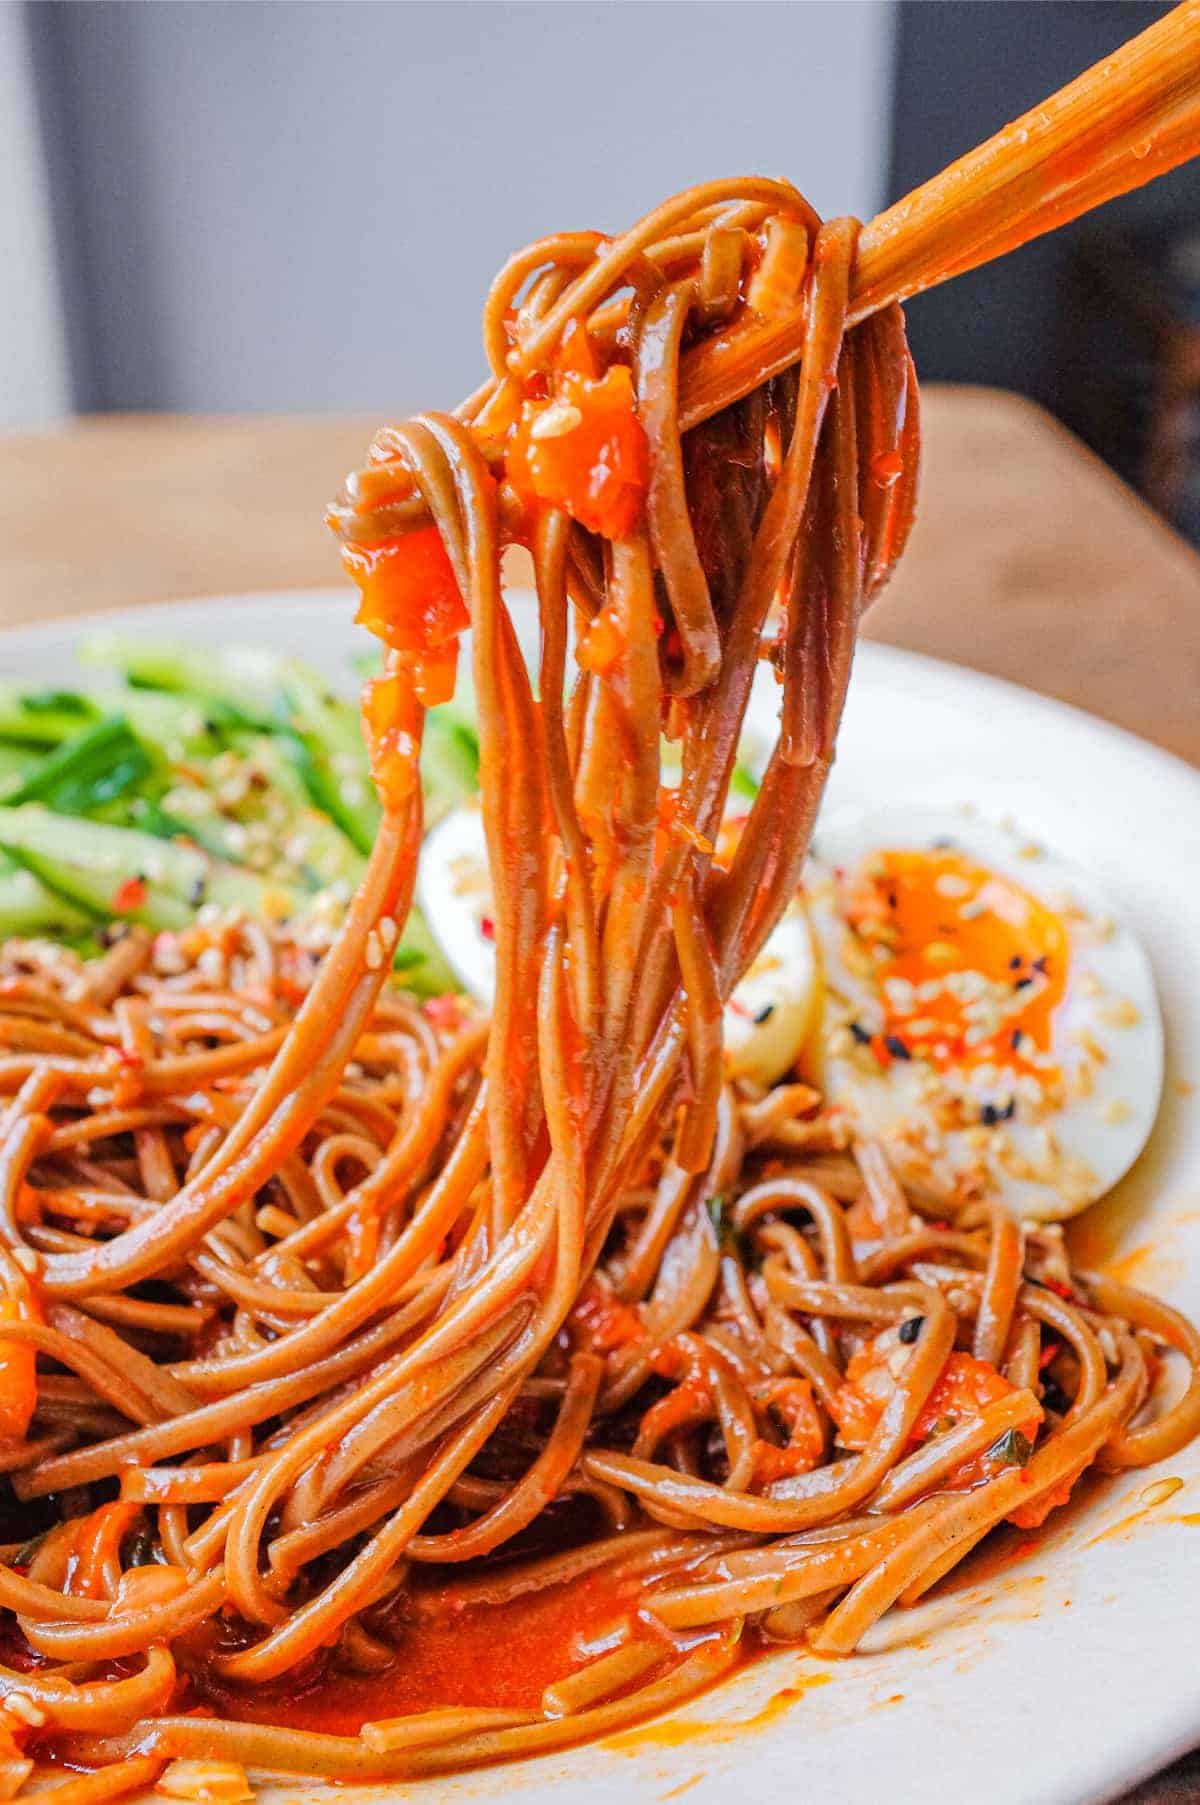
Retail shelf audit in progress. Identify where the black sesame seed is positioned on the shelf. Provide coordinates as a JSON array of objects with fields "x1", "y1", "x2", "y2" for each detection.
[
  {"x1": 981, "y1": 1103, "x2": 1001, "y2": 1126},
  {"x1": 753, "y1": 1003, "x2": 775, "y2": 1025},
  {"x1": 885, "y1": 1035, "x2": 911, "y2": 1061},
  {"x1": 1009, "y1": 955, "x2": 1023, "y2": 971},
  {"x1": 849, "y1": 1021, "x2": 872, "y2": 1046},
  {"x1": 1013, "y1": 976, "x2": 1033, "y2": 991},
  {"x1": 1012, "y1": 1028, "x2": 1025, "y2": 1050},
  {"x1": 1032, "y1": 956, "x2": 1049, "y2": 974},
  {"x1": 898, "y1": 1314, "x2": 924, "y2": 1345}
]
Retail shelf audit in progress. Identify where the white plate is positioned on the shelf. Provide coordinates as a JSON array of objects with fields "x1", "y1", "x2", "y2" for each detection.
[{"x1": 5, "y1": 590, "x2": 1200, "y2": 1805}]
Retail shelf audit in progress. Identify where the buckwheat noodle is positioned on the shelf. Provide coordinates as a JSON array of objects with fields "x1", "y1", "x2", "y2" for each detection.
[{"x1": 0, "y1": 165, "x2": 1198, "y2": 1802}]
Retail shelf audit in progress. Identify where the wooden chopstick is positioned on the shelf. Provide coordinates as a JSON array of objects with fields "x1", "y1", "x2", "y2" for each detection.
[{"x1": 678, "y1": 0, "x2": 1200, "y2": 431}]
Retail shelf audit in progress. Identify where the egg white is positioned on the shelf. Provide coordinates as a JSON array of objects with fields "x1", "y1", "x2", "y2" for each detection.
[
  {"x1": 418, "y1": 804, "x2": 821, "y2": 1088},
  {"x1": 803, "y1": 804, "x2": 1163, "y2": 1220}
]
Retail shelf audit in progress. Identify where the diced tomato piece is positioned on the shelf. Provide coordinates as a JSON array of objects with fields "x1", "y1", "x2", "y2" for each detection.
[
  {"x1": 902, "y1": 1350, "x2": 1044, "y2": 1495},
  {"x1": 1008, "y1": 1471, "x2": 1077, "y2": 1530},
  {"x1": 554, "y1": 316, "x2": 600, "y2": 382},
  {"x1": 360, "y1": 672, "x2": 422, "y2": 811},
  {"x1": 829, "y1": 1337, "x2": 1041, "y2": 1490},
  {"x1": 753, "y1": 1377, "x2": 825, "y2": 1483},
  {"x1": 422, "y1": 994, "x2": 465, "y2": 1033},
  {"x1": 910, "y1": 1352, "x2": 1015, "y2": 1444},
  {"x1": 0, "y1": 1293, "x2": 40, "y2": 1441},
  {"x1": 111, "y1": 875, "x2": 147, "y2": 914},
  {"x1": 576, "y1": 606, "x2": 626, "y2": 675},
  {"x1": 343, "y1": 527, "x2": 468, "y2": 656},
  {"x1": 571, "y1": 1282, "x2": 644, "y2": 1354},
  {"x1": 828, "y1": 1380, "x2": 884, "y2": 1450},
  {"x1": 408, "y1": 639, "x2": 460, "y2": 708},
  {"x1": 508, "y1": 364, "x2": 648, "y2": 540}
]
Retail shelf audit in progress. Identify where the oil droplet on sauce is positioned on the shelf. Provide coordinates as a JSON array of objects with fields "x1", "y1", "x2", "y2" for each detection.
[{"x1": 1086, "y1": 1477, "x2": 1190, "y2": 1547}]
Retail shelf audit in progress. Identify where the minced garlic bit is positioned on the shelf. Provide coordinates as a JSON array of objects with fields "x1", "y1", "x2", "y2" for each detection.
[
  {"x1": 10, "y1": 1248, "x2": 38, "y2": 1277},
  {"x1": 157, "y1": 1760, "x2": 255, "y2": 1803},
  {"x1": 364, "y1": 930, "x2": 383, "y2": 971}
]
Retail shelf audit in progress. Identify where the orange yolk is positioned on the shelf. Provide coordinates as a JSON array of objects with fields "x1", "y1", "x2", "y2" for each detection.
[{"x1": 840, "y1": 849, "x2": 1068, "y2": 1078}]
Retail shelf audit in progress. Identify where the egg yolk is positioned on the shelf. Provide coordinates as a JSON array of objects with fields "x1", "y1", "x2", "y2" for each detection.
[{"x1": 839, "y1": 849, "x2": 1068, "y2": 1078}]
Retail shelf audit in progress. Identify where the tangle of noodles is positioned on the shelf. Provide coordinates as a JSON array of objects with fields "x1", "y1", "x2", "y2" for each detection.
[{"x1": 0, "y1": 164, "x2": 1198, "y2": 1801}]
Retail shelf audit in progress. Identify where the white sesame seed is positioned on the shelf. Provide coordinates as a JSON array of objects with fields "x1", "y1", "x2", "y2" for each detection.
[{"x1": 530, "y1": 402, "x2": 583, "y2": 440}]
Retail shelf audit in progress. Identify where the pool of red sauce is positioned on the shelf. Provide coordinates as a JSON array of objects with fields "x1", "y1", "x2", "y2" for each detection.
[
  {"x1": 3, "y1": 1474, "x2": 1131, "y2": 1747},
  {"x1": 203, "y1": 1508, "x2": 1064, "y2": 1736},
  {"x1": 200, "y1": 1565, "x2": 679, "y2": 1734}
]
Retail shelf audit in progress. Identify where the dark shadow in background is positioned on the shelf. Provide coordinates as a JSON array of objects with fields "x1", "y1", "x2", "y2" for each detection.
[{"x1": 889, "y1": 1, "x2": 1200, "y2": 418}]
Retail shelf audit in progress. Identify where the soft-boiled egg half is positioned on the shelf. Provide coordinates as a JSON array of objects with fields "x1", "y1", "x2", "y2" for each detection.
[
  {"x1": 416, "y1": 803, "x2": 822, "y2": 1089},
  {"x1": 417, "y1": 793, "x2": 1162, "y2": 1220},
  {"x1": 803, "y1": 804, "x2": 1163, "y2": 1220}
]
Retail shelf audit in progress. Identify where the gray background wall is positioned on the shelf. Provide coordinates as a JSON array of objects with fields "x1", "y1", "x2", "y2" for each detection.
[{"x1": 31, "y1": 0, "x2": 895, "y2": 417}]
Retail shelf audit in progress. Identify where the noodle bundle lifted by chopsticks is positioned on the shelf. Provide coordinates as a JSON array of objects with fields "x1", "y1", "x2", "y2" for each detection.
[{"x1": 4, "y1": 10, "x2": 1200, "y2": 1795}]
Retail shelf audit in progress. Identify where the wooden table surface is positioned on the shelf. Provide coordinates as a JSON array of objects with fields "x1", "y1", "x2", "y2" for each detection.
[
  {"x1": 0, "y1": 386, "x2": 1199, "y2": 1800},
  {"x1": 2, "y1": 385, "x2": 1199, "y2": 769}
]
